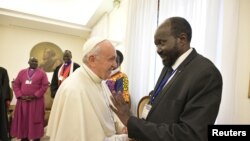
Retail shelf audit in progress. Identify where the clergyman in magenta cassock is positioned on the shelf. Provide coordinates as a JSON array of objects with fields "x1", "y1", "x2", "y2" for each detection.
[{"x1": 11, "y1": 57, "x2": 49, "y2": 140}]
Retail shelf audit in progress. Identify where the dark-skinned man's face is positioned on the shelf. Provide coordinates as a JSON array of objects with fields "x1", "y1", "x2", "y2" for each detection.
[{"x1": 29, "y1": 57, "x2": 38, "y2": 69}]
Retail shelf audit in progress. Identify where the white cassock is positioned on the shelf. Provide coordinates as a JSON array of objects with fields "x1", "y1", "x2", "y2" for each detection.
[{"x1": 47, "y1": 64, "x2": 128, "y2": 141}]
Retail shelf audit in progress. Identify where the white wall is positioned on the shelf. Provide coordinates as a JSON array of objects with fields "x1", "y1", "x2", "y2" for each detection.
[
  {"x1": 234, "y1": 0, "x2": 250, "y2": 123},
  {"x1": 0, "y1": 25, "x2": 85, "y2": 104}
]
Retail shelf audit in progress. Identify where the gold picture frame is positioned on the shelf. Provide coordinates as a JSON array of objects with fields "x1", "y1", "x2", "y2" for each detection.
[{"x1": 30, "y1": 42, "x2": 63, "y2": 72}]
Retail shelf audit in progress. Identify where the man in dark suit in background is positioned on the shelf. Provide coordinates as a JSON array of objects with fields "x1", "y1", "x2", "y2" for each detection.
[
  {"x1": 0, "y1": 66, "x2": 11, "y2": 141},
  {"x1": 50, "y1": 50, "x2": 80, "y2": 98},
  {"x1": 110, "y1": 17, "x2": 223, "y2": 141}
]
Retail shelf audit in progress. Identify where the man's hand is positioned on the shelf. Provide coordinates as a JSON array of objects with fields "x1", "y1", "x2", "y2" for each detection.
[
  {"x1": 109, "y1": 91, "x2": 132, "y2": 127},
  {"x1": 20, "y1": 95, "x2": 36, "y2": 101}
]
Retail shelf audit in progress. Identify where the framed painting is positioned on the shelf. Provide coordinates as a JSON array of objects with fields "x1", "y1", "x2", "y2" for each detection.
[{"x1": 30, "y1": 42, "x2": 63, "y2": 72}]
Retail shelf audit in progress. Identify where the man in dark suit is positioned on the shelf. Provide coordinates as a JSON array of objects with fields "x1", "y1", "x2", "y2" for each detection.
[
  {"x1": 110, "y1": 17, "x2": 223, "y2": 141},
  {"x1": 50, "y1": 50, "x2": 80, "y2": 98},
  {"x1": 0, "y1": 66, "x2": 11, "y2": 141}
]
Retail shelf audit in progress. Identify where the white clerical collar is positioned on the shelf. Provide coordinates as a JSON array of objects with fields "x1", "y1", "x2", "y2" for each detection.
[
  {"x1": 82, "y1": 64, "x2": 102, "y2": 83},
  {"x1": 172, "y1": 48, "x2": 193, "y2": 70}
]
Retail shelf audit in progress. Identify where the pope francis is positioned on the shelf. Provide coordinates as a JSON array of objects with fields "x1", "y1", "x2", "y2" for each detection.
[{"x1": 46, "y1": 37, "x2": 129, "y2": 141}]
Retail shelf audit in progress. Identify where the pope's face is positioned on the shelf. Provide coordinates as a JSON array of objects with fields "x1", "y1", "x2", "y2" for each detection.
[{"x1": 92, "y1": 41, "x2": 117, "y2": 80}]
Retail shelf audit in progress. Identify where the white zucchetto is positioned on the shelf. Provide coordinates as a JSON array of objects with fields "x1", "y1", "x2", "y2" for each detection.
[{"x1": 82, "y1": 36, "x2": 106, "y2": 57}]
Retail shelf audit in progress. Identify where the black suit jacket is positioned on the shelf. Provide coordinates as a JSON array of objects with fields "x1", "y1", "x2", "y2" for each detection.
[
  {"x1": 50, "y1": 62, "x2": 80, "y2": 98},
  {"x1": 0, "y1": 67, "x2": 11, "y2": 140},
  {"x1": 128, "y1": 49, "x2": 223, "y2": 141}
]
